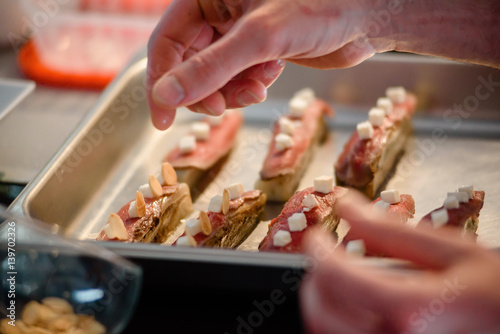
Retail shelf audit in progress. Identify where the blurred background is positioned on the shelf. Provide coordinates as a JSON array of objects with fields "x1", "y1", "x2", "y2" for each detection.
[{"x1": 0, "y1": 0, "x2": 171, "y2": 207}]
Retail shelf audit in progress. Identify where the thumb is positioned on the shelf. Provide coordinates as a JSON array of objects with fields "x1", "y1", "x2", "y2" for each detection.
[{"x1": 152, "y1": 19, "x2": 275, "y2": 108}]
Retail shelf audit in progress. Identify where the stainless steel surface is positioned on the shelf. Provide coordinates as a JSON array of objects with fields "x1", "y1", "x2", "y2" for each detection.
[
  {"x1": 8, "y1": 50, "x2": 500, "y2": 269},
  {"x1": 0, "y1": 50, "x2": 101, "y2": 183},
  {"x1": 0, "y1": 78, "x2": 35, "y2": 122}
]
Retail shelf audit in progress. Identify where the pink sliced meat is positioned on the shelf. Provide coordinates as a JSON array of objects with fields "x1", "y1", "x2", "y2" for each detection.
[
  {"x1": 173, "y1": 190, "x2": 263, "y2": 246},
  {"x1": 335, "y1": 95, "x2": 416, "y2": 189},
  {"x1": 97, "y1": 185, "x2": 179, "y2": 241},
  {"x1": 417, "y1": 191, "x2": 485, "y2": 229},
  {"x1": 259, "y1": 186, "x2": 347, "y2": 253},
  {"x1": 164, "y1": 111, "x2": 243, "y2": 170},
  {"x1": 341, "y1": 194, "x2": 415, "y2": 255},
  {"x1": 260, "y1": 100, "x2": 333, "y2": 180}
]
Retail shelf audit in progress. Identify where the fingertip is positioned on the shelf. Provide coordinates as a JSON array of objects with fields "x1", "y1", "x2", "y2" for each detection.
[
  {"x1": 150, "y1": 106, "x2": 176, "y2": 131},
  {"x1": 335, "y1": 190, "x2": 376, "y2": 224},
  {"x1": 336, "y1": 189, "x2": 371, "y2": 209},
  {"x1": 302, "y1": 227, "x2": 338, "y2": 263},
  {"x1": 262, "y1": 59, "x2": 286, "y2": 83}
]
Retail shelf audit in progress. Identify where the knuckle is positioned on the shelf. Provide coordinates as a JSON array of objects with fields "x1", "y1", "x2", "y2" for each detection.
[{"x1": 188, "y1": 51, "x2": 224, "y2": 85}]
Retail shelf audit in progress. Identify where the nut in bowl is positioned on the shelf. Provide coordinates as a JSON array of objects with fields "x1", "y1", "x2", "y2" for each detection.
[
  {"x1": 1, "y1": 297, "x2": 106, "y2": 333},
  {"x1": 0, "y1": 209, "x2": 142, "y2": 334}
]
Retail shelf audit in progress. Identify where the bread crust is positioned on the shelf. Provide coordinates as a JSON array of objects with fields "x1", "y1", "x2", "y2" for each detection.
[
  {"x1": 97, "y1": 183, "x2": 193, "y2": 243},
  {"x1": 255, "y1": 117, "x2": 327, "y2": 202},
  {"x1": 335, "y1": 94, "x2": 416, "y2": 198},
  {"x1": 174, "y1": 191, "x2": 267, "y2": 249}
]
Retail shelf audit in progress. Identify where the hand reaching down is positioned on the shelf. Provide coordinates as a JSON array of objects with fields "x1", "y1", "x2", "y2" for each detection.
[{"x1": 300, "y1": 192, "x2": 500, "y2": 334}]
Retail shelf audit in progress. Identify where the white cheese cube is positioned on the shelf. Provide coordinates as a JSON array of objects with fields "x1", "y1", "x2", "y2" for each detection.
[
  {"x1": 345, "y1": 240, "x2": 366, "y2": 257},
  {"x1": 138, "y1": 183, "x2": 154, "y2": 199},
  {"x1": 386, "y1": 86, "x2": 407, "y2": 104},
  {"x1": 458, "y1": 185, "x2": 474, "y2": 200},
  {"x1": 185, "y1": 218, "x2": 201, "y2": 236},
  {"x1": 293, "y1": 88, "x2": 316, "y2": 104},
  {"x1": 275, "y1": 133, "x2": 294, "y2": 151},
  {"x1": 207, "y1": 115, "x2": 224, "y2": 126},
  {"x1": 447, "y1": 191, "x2": 469, "y2": 203},
  {"x1": 373, "y1": 200, "x2": 390, "y2": 211},
  {"x1": 314, "y1": 175, "x2": 334, "y2": 194},
  {"x1": 288, "y1": 213, "x2": 308, "y2": 232},
  {"x1": 273, "y1": 230, "x2": 292, "y2": 247},
  {"x1": 356, "y1": 121, "x2": 374, "y2": 140},
  {"x1": 128, "y1": 201, "x2": 139, "y2": 218},
  {"x1": 288, "y1": 90, "x2": 313, "y2": 117},
  {"x1": 179, "y1": 135, "x2": 196, "y2": 154},
  {"x1": 208, "y1": 195, "x2": 223, "y2": 213},
  {"x1": 104, "y1": 223, "x2": 127, "y2": 241},
  {"x1": 278, "y1": 117, "x2": 296, "y2": 135},
  {"x1": 191, "y1": 122, "x2": 210, "y2": 141},
  {"x1": 225, "y1": 183, "x2": 244, "y2": 199},
  {"x1": 376, "y1": 97, "x2": 393, "y2": 115},
  {"x1": 302, "y1": 194, "x2": 319, "y2": 210},
  {"x1": 380, "y1": 189, "x2": 400, "y2": 204},
  {"x1": 431, "y1": 208, "x2": 449, "y2": 228},
  {"x1": 156, "y1": 173, "x2": 164, "y2": 186},
  {"x1": 368, "y1": 107, "x2": 386, "y2": 127},
  {"x1": 176, "y1": 236, "x2": 196, "y2": 247},
  {"x1": 443, "y1": 195, "x2": 460, "y2": 209}
]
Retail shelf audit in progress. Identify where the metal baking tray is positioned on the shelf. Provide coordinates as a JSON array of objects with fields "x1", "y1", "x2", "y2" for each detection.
[{"x1": 7, "y1": 49, "x2": 500, "y2": 283}]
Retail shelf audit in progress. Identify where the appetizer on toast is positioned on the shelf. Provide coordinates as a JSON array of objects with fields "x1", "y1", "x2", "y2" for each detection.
[
  {"x1": 335, "y1": 87, "x2": 417, "y2": 198},
  {"x1": 97, "y1": 163, "x2": 193, "y2": 243},
  {"x1": 342, "y1": 189, "x2": 415, "y2": 257},
  {"x1": 259, "y1": 176, "x2": 348, "y2": 253},
  {"x1": 174, "y1": 183, "x2": 267, "y2": 248},
  {"x1": 255, "y1": 88, "x2": 333, "y2": 202},
  {"x1": 164, "y1": 110, "x2": 243, "y2": 198},
  {"x1": 417, "y1": 185, "x2": 485, "y2": 235}
]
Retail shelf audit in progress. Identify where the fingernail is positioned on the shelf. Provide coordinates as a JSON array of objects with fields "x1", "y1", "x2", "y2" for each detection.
[
  {"x1": 263, "y1": 59, "x2": 285, "y2": 79},
  {"x1": 153, "y1": 75, "x2": 185, "y2": 106},
  {"x1": 237, "y1": 89, "x2": 262, "y2": 107},
  {"x1": 197, "y1": 103, "x2": 220, "y2": 116}
]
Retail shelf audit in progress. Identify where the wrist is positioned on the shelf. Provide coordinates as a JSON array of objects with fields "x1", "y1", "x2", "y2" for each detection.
[{"x1": 385, "y1": 0, "x2": 500, "y2": 67}]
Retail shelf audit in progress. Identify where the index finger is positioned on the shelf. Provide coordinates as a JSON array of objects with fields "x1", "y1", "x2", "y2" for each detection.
[
  {"x1": 146, "y1": 0, "x2": 207, "y2": 129},
  {"x1": 300, "y1": 228, "x2": 431, "y2": 333}
]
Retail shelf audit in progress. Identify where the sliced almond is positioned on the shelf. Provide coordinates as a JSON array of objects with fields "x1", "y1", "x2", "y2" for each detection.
[
  {"x1": 42, "y1": 297, "x2": 73, "y2": 315},
  {"x1": 199, "y1": 211, "x2": 212, "y2": 236},
  {"x1": 222, "y1": 189, "x2": 230, "y2": 215},
  {"x1": 148, "y1": 174, "x2": 163, "y2": 198},
  {"x1": 22, "y1": 301, "x2": 42, "y2": 326},
  {"x1": 76, "y1": 315, "x2": 106, "y2": 334},
  {"x1": 161, "y1": 162, "x2": 177, "y2": 186},
  {"x1": 186, "y1": 234, "x2": 197, "y2": 247},
  {"x1": 135, "y1": 191, "x2": 146, "y2": 217},
  {"x1": 36, "y1": 304, "x2": 58, "y2": 325},
  {"x1": 1, "y1": 318, "x2": 23, "y2": 334},
  {"x1": 47, "y1": 314, "x2": 77, "y2": 331},
  {"x1": 24, "y1": 326, "x2": 52, "y2": 334},
  {"x1": 105, "y1": 213, "x2": 128, "y2": 241},
  {"x1": 178, "y1": 233, "x2": 197, "y2": 247}
]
